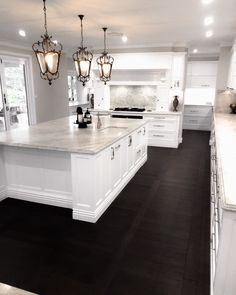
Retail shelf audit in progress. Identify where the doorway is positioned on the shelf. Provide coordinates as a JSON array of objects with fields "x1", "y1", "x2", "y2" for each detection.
[{"x1": 0, "y1": 56, "x2": 33, "y2": 131}]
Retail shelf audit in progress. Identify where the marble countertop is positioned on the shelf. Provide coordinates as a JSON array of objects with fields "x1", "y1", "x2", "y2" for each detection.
[
  {"x1": 0, "y1": 116, "x2": 147, "y2": 154},
  {"x1": 214, "y1": 113, "x2": 236, "y2": 210}
]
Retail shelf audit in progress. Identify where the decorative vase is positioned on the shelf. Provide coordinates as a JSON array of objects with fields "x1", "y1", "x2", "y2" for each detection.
[{"x1": 173, "y1": 95, "x2": 179, "y2": 112}]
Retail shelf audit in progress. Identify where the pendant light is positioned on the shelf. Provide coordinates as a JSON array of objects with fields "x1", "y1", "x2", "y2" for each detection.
[
  {"x1": 72, "y1": 15, "x2": 93, "y2": 86},
  {"x1": 97, "y1": 28, "x2": 114, "y2": 85},
  {"x1": 32, "y1": 0, "x2": 63, "y2": 85}
]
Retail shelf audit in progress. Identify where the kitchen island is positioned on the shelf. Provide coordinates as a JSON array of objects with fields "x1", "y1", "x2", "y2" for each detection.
[{"x1": 0, "y1": 116, "x2": 148, "y2": 222}]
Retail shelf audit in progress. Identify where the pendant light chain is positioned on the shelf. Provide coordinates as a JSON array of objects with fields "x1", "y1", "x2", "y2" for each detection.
[
  {"x1": 103, "y1": 28, "x2": 107, "y2": 53},
  {"x1": 43, "y1": 0, "x2": 48, "y2": 36},
  {"x1": 79, "y1": 15, "x2": 84, "y2": 48}
]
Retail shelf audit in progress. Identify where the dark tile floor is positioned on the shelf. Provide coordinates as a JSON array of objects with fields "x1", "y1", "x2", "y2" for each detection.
[{"x1": 0, "y1": 130, "x2": 210, "y2": 295}]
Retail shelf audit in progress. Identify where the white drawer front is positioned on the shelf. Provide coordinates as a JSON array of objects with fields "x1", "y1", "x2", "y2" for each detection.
[
  {"x1": 184, "y1": 106, "x2": 212, "y2": 116},
  {"x1": 149, "y1": 130, "x2": 176, "y2": 141},
  {"x1": 183, "y1": 115, "x2": 212, "y2": 126},
  {"x1": 148, "y1": 120, "x2": 177, "y2": 132}
]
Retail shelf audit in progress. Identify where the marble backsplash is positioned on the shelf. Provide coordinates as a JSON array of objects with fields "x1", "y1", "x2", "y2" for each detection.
[
  {"x1": 110, "y1": 86, "x2": 157, "y2": 110},
  {"x1": 215, "y1": 90, "x2": 236, "y2": 113}
]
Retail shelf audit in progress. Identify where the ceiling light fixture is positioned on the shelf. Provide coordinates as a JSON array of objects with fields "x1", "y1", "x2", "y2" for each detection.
[
  {"x1": 19, "y1": 30, "x2": 26, "y2": 37},
  {"x1": 32, "y1": 0, "x2": 63, "y2": 85},
  {"x1": 72, "y1": 15, "x2": 93, "y2": 86},
  {"x1": 205, "y1": 30, "x2": 213, "y2": 38},
  {"x1": 97, "y1": 28, "x2": 114, "y2": 85},
  {"x1": 202, "y1": 0, "x2": 214, "y2": 5},
  {"x1": 193, "y1": 49, "x2": 198, "y2": 54},
  {"x1": 122, "y1": 35, "x2": 128, "y2": 43},
  {"x1": 204, "y1": 16, "x2": 214, "y2": 26}
]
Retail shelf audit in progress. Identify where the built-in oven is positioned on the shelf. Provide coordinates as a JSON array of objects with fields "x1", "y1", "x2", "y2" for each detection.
[{"x1": 111, "y1": 107, "x2": 145, "y2": 119}]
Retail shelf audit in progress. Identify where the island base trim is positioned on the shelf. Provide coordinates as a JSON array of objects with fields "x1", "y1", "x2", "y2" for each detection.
[
  {"x1": 6, "y1": 187, "x2": 72, "y2": 209},
  {"x1": 73, "y1": 154, "x2": 147, "y2": 223},
  {"x1": 0, "y1": 185, "x2": 7, "y2": 201}
]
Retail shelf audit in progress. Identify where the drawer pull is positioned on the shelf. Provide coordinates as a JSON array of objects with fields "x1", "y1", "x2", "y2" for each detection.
[
  {"x1": 154, "y1": 124, "x2": 165, "y2": 127},
  {"x1": 153, "y1": 134, "x2": 165, "y2": 138},
  {"x1": 137, "y1": 149, "x2": 141, "y2": 154}
]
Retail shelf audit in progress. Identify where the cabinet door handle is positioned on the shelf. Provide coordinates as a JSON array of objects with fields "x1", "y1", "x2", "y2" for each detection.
[
  {"x1": 143, "y1": 127, "x2": 146, "y2": 135},
  {"x1": 138, "y1": 130, "x2": 142, "y2": 134},
  {"x1": 137, "y1": 149, "x2": 141, "y2": 154},
  {"x1": 213, "y1": 173, "x2": 217, "y2": 182},
  {"x1": 111, "y1": 147, "x2": 115, "y2": 160},
  {"x1": 128, "y1": 135, "x2": 132, "y2": 147}
]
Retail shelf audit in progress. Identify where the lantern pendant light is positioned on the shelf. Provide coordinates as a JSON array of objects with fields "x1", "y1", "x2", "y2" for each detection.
[
  {"x1": 72, "y1": 15, "x2": 93, "y2": 86},
  {"x1": 32, "y1": 0, "x2": 63, "y2": 85},
  {"x1": 97, "y1": 28, "x2": 114, "y2": 85}
]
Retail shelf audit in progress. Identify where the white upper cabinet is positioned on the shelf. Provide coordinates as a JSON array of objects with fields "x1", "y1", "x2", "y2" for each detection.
[
  {"x1": 186, "y1": 61, "x2": 218, "y2": 88},
  {"x1": 171, "y1": 54, "x2": 186, "y2": 90}
]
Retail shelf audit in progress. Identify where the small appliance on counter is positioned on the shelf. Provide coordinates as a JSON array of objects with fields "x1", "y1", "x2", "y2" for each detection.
[{"x1": 229, "y1": 104, "x2": 236, "y2": 114}]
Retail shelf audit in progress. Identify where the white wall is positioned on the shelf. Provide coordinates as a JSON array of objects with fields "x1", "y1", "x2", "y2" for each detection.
[
  {"x1": 0, "y1": 45, "x2": 68, "y2": 124},
  {"x1": 32, "y1": 52, "x2": 69, "y2": 123}
]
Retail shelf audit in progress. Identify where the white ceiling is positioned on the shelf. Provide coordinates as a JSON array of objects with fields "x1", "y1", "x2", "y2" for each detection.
[{"x1": 0, "y1": 0, "x2": 236, "y2": 55}]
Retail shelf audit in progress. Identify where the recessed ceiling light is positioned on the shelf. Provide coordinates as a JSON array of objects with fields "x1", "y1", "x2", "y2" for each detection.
[
  {"x1": 193, "y1": 49, "x2": 198, "y2": 54},
  {"x1": 205, "y1": 30, "x2": 213, "y2": 38},
  {"x1": 19, "y1": 30, "x2": 26, "y2": 37},
  {"x1": 204, "y1": 16, "x2": 214, "y2": 26},
  {"x1": 122, "y1": 35, "x2": 128, "y2": 43},
  {"x1": 202, "y1": 0, "x2": 214, "y2": 5}
]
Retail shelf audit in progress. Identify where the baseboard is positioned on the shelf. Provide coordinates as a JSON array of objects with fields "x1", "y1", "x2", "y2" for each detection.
[
  {"x1": 7, "y1": 187, "x2": 72, "y2": 209},
  {"x1": 0, "y1": 185, "x2": 7, "y2": 201},
  {"x1": 73, "y1": 154, "x2": 147, "y2": 223}
]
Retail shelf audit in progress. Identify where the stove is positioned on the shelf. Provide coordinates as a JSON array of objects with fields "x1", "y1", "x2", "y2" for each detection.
[{"x1": 114, "y1": 107, "x2": 146, "y2": 112}]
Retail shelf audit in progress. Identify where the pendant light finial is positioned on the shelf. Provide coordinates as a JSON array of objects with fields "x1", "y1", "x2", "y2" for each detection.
[
  {"x1": 72, "y1": 14, "x2": 93, "y2": 87},
  {"x1": 96, "y1": 27, "x2": 114, "y2": 85},
  {"x1": 32, "y1": 0, "x2": 63, "y2": 85}
]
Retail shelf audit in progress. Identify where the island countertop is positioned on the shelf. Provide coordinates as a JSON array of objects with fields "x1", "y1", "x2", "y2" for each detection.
[
  {"x1": 0, "y1": 116, "x2": 147, "y2": 154},
  {"x1": 214, "y1": 113, "x2": 236, "y2": 210}
]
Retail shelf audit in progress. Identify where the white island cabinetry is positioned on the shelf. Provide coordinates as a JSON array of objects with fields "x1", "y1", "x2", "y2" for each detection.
[
  {"x1": 71, "y1": 124, "x2": 147, "y2": 222},
  {"x1": 0, "y1": 117, "x2": 148, "y2": 223}
]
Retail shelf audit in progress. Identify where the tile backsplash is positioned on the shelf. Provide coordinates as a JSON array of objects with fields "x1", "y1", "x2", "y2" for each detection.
[{"x1": 110, "y1": 85, "x2": 157, "y2": 110}]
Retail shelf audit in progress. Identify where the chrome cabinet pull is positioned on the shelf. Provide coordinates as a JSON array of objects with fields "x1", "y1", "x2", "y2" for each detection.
[
  {"x1": 128, "y1": 135, "x2": 132, "y2": 147},
  {"x1": 111, "y1": 147, "x2": 115, "y2": 160}
]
